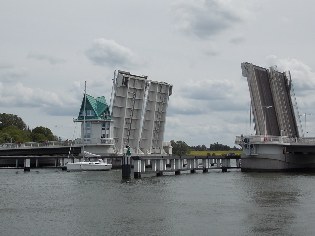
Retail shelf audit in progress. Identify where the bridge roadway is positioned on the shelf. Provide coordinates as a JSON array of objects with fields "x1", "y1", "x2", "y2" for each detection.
[
  {"x1": 0, "y1": 146, "x2": 81, "y2": 156},
  {"x1": 0, "y1": 146, "x2": 82, "y2": 169}
]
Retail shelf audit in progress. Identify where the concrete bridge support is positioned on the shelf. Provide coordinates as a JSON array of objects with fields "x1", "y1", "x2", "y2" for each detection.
[{"x1": 24, "y1": 159, "x2": 30, "y2": 172}]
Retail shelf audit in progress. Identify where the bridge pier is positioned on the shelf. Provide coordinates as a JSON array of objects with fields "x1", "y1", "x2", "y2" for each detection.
[
  {"x1": 134, "y1": 159, "x2": 142, "y2": 179},
  {"x1": 122, "y1": 146, "x2": 131, "y2": 180},
  {"x1": 24, "y1": 159, "x2": 30, "y2": 172},
  {"x1": 222, "y1": 158, "x2": 231, "y2": 172},
  {"x1": 156, "y1": 171, "x2": 163, "y2": 176},
  {"x1": 191, "y1": 159, "x2": 197, "y2": 173}
]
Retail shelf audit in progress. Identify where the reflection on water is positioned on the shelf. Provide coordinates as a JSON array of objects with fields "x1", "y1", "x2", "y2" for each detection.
[
  {"x1": 239, "y1": 173, "x2": 302, "y2": 235},
  {"x1": 0, "y1": 169, "x2": 315, "y2": 235}
]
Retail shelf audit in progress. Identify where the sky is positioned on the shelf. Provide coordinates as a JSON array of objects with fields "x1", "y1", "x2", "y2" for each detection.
[{"x1": 1, "y1": 0, "x2": 315, "y2": 147}]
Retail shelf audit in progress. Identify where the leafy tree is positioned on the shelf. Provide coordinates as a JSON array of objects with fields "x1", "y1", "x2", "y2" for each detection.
[
  {"x1": 0, "y1": 113, "x2": 27, "y2": 130},
  {"x1": 190, "y1": 144, "x2": 208, "y2": 151},
  {"x1": 170, "y1": 140, "x2": 190, "y2": 156},
  {"x1": 31, "y1": 126, "x2": 56, "y2": 142},
  {"x1": 0, "y1": 114, "x2": 60, "y2": 144},
  {"x1": 209, "y1": 142, "x2": 232, "y2": 151},
  {"x1": 0, "y1": 126, "x2": 31, "y2": 143}
]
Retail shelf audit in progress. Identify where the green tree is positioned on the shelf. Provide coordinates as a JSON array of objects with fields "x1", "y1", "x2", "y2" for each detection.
[
  {"x1": 0, "y1": 113, "x2": 27, "y2": 130},
  {"x1": 0, "y1": 126, "x2": 31, "y2": 143},
  {"x1": 0, "y1": 113, "x2": 60, "y2": 144},
  {"x1": 170, "y1": 140, "x2": 190, "y2": 156},
  {"x1": 209, "y1": 142, "x2": 231, "y2": 151},
  {"x1": 31, "y1": 126, "x2": 56, "y2": 142}
]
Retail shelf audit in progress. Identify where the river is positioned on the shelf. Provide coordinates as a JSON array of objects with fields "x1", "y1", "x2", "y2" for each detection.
[{"x1": 0, "y1": 169, "x2": 314, "y2": 236}]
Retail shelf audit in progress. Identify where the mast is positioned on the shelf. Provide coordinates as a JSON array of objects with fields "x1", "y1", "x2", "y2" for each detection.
[
  {"x1": 250, "y1": 101, "x2": 252, "y2": 134},
  {"x1": 109, "y1": 70, "x2": 116, "y2": 116},
  {"x1": 82, "y1": 81, "x2": 87, "y2": 158}
]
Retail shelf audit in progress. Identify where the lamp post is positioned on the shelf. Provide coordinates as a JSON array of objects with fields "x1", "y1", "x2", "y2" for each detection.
[{"x1": 263, "y1": 106, "x2": 273, "y2": 138}]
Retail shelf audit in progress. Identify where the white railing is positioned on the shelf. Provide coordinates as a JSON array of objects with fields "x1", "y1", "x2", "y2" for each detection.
[
  {"x1": 236, "y1": 135, "x2": 315, "y2": 145},
  {"x1": 74, "y1": 138, "x2": 114, "y2": 145},
  {"x1": 0, "y1": 140, "x2": 74, "y2": 149}
]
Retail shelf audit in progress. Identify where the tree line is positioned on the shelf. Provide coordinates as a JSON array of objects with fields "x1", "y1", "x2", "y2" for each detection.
[
  {"x1": 0, "y1": 113, "x2": 57, "y2": 144},
  {"x1": 170, "y1": 140, "x2": 241, "y2": 156}
]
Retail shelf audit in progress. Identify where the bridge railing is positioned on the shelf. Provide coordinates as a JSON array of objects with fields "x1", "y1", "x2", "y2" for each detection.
[
  {"x1": 0, "y1": 141, "x2": 74, "y2": 149},
  {"x1": 74, "y1": 138, "x2": 114, "y2": 145},
  {"x1": 235, "y1": 135, "x2": 283, "y2": 144},
  {"x1": 236, "y1": 135, "x2": 315, "y2": 145}
]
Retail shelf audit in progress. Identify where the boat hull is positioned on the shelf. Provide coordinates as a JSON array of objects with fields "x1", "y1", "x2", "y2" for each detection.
[{"x1": 66, "y1": 162, "x2": 112, "y2": 171}]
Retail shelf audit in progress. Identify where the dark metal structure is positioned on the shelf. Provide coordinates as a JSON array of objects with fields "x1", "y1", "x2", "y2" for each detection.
[{"x1": 241, "y1": 62, "x2": 300, "y2": 137}]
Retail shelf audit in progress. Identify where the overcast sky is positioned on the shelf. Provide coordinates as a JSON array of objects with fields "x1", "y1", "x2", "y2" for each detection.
[{"x1": 1, "y1": 0, "x2": 315, "y2": 147}]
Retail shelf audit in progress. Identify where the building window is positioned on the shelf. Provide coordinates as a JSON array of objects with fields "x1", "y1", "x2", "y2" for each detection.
[{"x1": 86, "y1": 110, "x2": 94, "y2": 116}]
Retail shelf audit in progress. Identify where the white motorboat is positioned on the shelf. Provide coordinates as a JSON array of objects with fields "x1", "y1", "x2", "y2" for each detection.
[
  {"x1": 66, "y1": 150, "x2": 112, "y2": 171},
  {"x1": 66, "y1": 158, "x2": 112, "y2": 171}
]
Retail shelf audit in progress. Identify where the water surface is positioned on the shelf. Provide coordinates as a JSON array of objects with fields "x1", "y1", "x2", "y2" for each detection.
[{"x1": 0, "y1": 169, "x2": 314, "y2": 236}]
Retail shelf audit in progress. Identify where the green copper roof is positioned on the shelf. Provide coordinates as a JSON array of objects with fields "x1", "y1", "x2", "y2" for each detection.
[{"x1": 77, "y1": 94, "x2": 111, "y2": 120}]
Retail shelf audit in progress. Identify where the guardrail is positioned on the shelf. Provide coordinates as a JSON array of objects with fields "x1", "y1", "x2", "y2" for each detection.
[
  {"x1": 0, "y1": 138, "x2": 115, "y2": 149},
  {"x1": 236, "y1": 135, "x2": 315, "y2": 145}
]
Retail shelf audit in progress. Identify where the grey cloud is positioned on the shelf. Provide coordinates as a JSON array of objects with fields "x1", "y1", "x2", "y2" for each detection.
[
  {"x1": 42, "y1": 105, "x2": 78, "y2": 116},
  {"x1": 229, "y1": 36, "x2": 245, "y2": 44},
  {"x1": 265, "y1": 55, "x2": 315, "y2": 92},
  {"x1": 0, "y1": 63, "x2": 14, "y2": 69},
  {"x1": 172, "y1": 0, "x2": 243, "y2": 39},
  {"x1": 168, "y1": 101, "x2": 206, "y2": 116},
  {"x1": 204, "y1": 49, "x2": 219, "y2": 57},
  {"x1": 167, "y1": 79, "x2": 249, "y2": 116},
  {"x1": 0, "y1": 81, "x2": 80, "y2": 117},
  {"x1": 0, "y1": 66, "x2": 28, "y2": 82},
  {"x1": 27, "y1": 53, "x2": 66, "y2": 65},
  {"x1": 181, "y1": 80, "x2": 233, "y2": 100},
  {"x1": 85, "y1": 38, "x2": 140, "y2": 68}
]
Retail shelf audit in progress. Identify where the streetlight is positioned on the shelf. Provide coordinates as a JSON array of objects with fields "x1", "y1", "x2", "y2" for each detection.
[{"x1": 263, "y1": 106, "x2": 273, "y2": 138}]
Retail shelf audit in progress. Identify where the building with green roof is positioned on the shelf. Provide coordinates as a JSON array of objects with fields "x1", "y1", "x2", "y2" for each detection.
[{"x1": 74, "y1": 94, "x2": 114, "y2": 153}]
